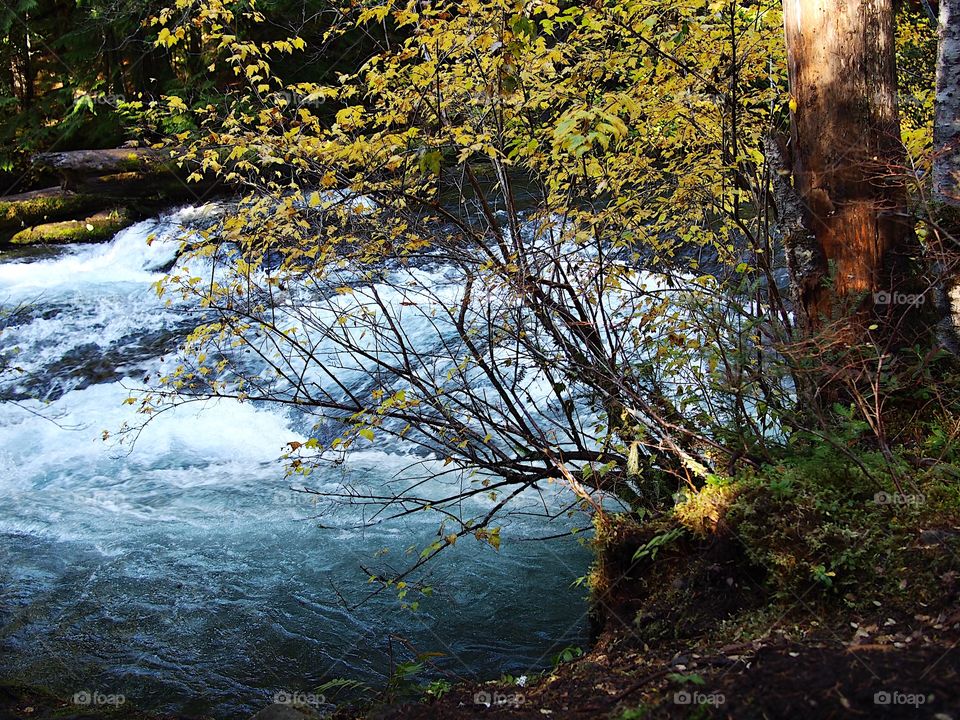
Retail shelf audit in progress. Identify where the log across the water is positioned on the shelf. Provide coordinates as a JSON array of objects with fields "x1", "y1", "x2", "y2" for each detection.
[
  {"x1": 0, "y1": 148, "x2": 222, "y2": 246},
  {"x1": 33, "y1": 147, "x2": 219, "y2": 197},
  {"x1": 33, "y1": 148, "x2": 170, "y2": 177},
  {"x1": 0, "y1": 188, "x2": 106, "y2": 234},
  {"x1": 10, "y1": 209, "x2": 134, "y2": 246}
]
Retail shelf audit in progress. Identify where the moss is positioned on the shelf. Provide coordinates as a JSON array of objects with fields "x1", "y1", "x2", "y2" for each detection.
[
  {"x1": 0, "y1": 193, "x2": 103, "y2": 232},
  {"x1": 117, "y1": 154, "x2": 161, "y2": 173},
  {"x1": 724, "y1": 447, "x2": 960, "y2": 610},
  {"x1": 11, "y1": 209, "x2": 133, "y2": 245},
  {"x1": 587, "y1": 416, "x2": 960, "y2": 649},
  {"x1": 675, "y1": 482, "x2": 741, "y2": 536}
]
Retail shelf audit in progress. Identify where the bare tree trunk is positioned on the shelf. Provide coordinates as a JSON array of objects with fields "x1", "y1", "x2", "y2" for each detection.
[
  {"x1": 782, "y1": 0, "x2": 918, "y2": 334},
  {"x1": 935, "y1": 0, "x2": 960, "y2": 207},
  {"x1": 933, "y1": 0, "x2": 960, "y2": 350},
  {"x1": 187, "y1": 23, "x2": 204, "y2": 79},
  {"x1": 12, "y1": 20, "x2": 34, "y2": 109}
]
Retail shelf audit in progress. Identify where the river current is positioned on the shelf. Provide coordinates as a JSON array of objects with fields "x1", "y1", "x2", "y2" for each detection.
[{"x1": 0, "y1": 205, "x2": 589, "y2": 717}]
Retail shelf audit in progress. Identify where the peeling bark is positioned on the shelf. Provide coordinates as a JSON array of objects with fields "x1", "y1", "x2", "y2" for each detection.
[
  {"x1": 763, "y1": 133, "x2": 824, "y2": 313},
  {"x1": 782, "y1": 0, "x2": 917, "y2": 332}
]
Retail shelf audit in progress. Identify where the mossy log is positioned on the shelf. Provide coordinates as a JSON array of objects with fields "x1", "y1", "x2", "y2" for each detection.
[
  {"x1": 1, "y1": 148, "x2": 223, "y2": 245},
  {"x1": 33, "y1": 148, "x2": 169, "y2": 177},
  {"x1": 32, "y1": 148, "x2": 221, "y2": 200},
  {"x1": 10, "y1": 209, "x2": 134, "y2": 245},
  {"x1": 0, "y1": 187, "x2": 105, "y2": 233}
]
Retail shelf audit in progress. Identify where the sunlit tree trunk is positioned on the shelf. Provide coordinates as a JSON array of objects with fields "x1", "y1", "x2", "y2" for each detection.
[
  {"x1": 782, "y1": 0, "x2": 918, "y2": 334},
  {"x1": 933, "y1": 0, "x2": 960, "y2": 350},
  {"x1": 935, "y1": 0, "x2": 960, "y2": 208}
]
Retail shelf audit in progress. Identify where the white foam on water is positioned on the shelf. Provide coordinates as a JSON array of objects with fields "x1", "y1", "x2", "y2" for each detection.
[
  {"x1": 0, "y1": 202, "x2": 591, "y2": 718},
  {"x1": 0, "y1": 204, "x2": 221, "y2": 294}
]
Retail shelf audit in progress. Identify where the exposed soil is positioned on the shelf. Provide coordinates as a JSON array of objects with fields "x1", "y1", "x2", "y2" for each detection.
[{"x1": 363, "y1": 632, "x2": 960, "y2": 719}]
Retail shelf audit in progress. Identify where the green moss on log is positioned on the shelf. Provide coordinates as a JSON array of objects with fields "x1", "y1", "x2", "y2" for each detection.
[
  {"x1": 11, "y1": 209, "x2": 133, "y2": 245},
  {"x1": 0, "y1": 193, "x2": 103, "y2": 232}
]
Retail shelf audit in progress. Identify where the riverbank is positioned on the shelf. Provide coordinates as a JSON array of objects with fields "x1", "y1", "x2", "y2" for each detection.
[
  {"x1": 7, "y1": 526, "x2": 959, "y2": 720},
  {"x1": 356, "y1": 631, "x2": 960, "y2": 719},
  {"x1": 335, "y1": 454, "x2": 960, "y2": 719},
  {"x1": 2, "y1": 470, "x2": 960, "y2": 719},
  {"x1": 0, "y1": 148, "x2": 224, "y2": 247}
]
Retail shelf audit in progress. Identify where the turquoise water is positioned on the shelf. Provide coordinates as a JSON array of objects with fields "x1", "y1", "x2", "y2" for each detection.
[{"x1": 0, "y1": 207, "x2": 590, "y2": 717}]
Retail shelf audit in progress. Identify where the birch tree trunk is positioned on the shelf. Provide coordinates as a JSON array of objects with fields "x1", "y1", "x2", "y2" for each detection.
[
  {"x1": 935, "y1": 0, "x2": 960, "y2": 209},
  {"x1": 933, "y1": 0, "x2": 960, "y2": 351}
]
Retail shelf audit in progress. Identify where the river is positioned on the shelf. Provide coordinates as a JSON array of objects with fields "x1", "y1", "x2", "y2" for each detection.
[{"x1": 0, "y1": 205, "x2": 590, "y2": 718}]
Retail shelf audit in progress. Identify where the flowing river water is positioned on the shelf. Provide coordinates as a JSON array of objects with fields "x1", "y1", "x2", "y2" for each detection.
[{"x1": 0, "y1": 205, "x2": 590, "y2": 718}]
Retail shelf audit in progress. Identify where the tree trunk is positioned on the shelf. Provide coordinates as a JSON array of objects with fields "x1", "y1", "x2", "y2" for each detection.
[
  {"x1": 782, "y1": 0, "x2": 918, "y2": 334},
  {"x1": 933, "y1": 0, "x2": 960, "y2": 350},
  {"x1": 13, "y1": 21, "x2": 34, "y2": 109},
  {"x1": 935, "y1": 0, "x2": 960, "y2": 208},
  {"x1": 187, "y1": 23, "x2": 204, "y2": 79}
]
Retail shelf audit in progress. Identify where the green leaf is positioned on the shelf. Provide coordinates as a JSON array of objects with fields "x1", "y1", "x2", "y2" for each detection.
[{"x1": 420, "y1": 150, "x2": 442, "y2": 175}]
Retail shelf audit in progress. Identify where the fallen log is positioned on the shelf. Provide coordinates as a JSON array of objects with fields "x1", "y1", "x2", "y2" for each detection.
[
  {"x1": 71, "y1": 172, "x2": 220, "y2": 200},
  {"x1": 33, "y1": 148, "x2": 170, "y2": 177},
  {"x1": 32, "y1": 147, "x2": 221, "y2": 199},
  {"x1": 0, "y1": 148, "x2": 228, "y2": 246},
  {"x1": 0, "y1": 188, "x2": 105, "y2": 234},
  {"x1": 10, "y1": 209, "x2": 134, "y2": 246}
]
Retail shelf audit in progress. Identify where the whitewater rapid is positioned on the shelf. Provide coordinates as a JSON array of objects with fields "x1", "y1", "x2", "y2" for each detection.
[{"x1": 0, "y1": 206, "x2": 589, "y2": 717}]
